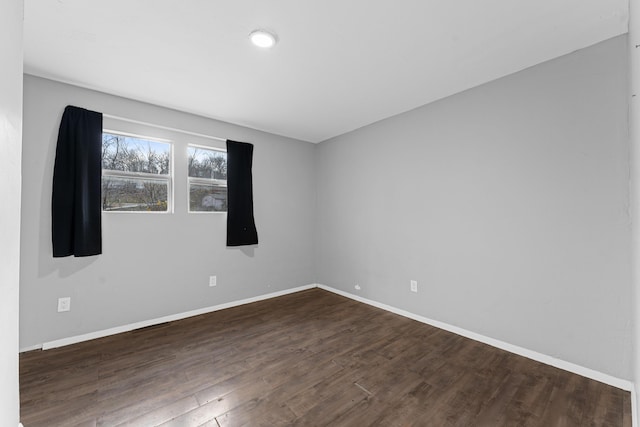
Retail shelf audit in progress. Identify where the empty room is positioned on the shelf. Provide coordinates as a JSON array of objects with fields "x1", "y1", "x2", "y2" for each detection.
[{"x1": 4, "y1": 0, "x2": 640, "y2": 426}]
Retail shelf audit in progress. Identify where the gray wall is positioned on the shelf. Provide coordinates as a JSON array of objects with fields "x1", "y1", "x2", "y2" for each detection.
[
  {"x1": 1, "y1": 0, "x2": 22, "y2": 424},
  {"x1": 316, "y1": 36, "x2": 632, "y2": 380},
  {"x1": 20, "y1": 75, "x2": 316, "y2": 349}
]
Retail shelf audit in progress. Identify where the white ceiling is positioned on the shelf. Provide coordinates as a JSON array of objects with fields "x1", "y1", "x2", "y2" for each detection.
[{"x1": 24, "y1": 1, "x2": 629, "y2": 143}]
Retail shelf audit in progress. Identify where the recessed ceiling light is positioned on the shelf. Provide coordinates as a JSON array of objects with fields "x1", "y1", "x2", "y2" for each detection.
[{"x1": 249, "y1": 29, "x2": 277, "y2": 48}]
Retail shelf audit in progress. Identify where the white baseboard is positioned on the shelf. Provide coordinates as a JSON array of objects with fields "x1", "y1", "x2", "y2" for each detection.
[
  {"x1": 317, "y1": 284, "x2": 633, "y2": 392},
  {"x1": 19, "y1": 282, "x2": 636, "y2": 424},
  {"x1": 34, "y1": 284, "x2": 316, "y2": 351},
  {"x1": 20, "y1": 282, "x2": 634, "y2": 396},
  {"x1": 19, "y1": 344, "x2": 43, "y2": 353}
]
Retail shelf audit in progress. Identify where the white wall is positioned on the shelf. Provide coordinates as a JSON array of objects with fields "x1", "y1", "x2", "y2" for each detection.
[
  {"x1": 0, "y1": 0, "x2": 23, "y2": 425},
  {"x1": 20, "y1": 75, "x2": 316, "y2": 349},
  {"x1": 316, "y1": 36, "x2": 632, "y2": 380}
]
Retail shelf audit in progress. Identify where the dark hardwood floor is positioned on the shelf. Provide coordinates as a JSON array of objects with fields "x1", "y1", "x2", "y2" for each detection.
[{"x1": 20, "y1": 288, "x2": 631, "y2": 426}]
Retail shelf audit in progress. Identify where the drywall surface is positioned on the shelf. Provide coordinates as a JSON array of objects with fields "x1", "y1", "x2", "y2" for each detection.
[
  {"x1": 20, "y1": 75, "x2": 316, "y2": 348},
  {"x1": 629, "y1": 0, "x2": 640, "y2": 415},
  {"x1": 316, "y1": 36, "x2": 632, "y2": 380},
  {"x1": 0, "y1": 0, "x2": 23, "y2": 425}
]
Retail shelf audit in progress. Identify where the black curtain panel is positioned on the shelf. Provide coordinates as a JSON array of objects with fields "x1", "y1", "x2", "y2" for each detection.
[
  {"x1": 52, "y1": 105, "x2": 103, "y2": 257},
  {"x1": 226, "y1": 140, "x2": 258, "y2": 246}
]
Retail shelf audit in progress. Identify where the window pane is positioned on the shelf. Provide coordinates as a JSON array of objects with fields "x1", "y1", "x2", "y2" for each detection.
[
  {"x1": 102, "y1": 133, "x2": 170, "y2": 175},
  {"x1": 189, "y1": 183, "x2": 227, "y2": 212},
  {"x1": 188, "y1": 146, "x2": 227, "y2": 180},
  {"x1": 102, "y1": 176, "x2": 168, "y2": 212}
]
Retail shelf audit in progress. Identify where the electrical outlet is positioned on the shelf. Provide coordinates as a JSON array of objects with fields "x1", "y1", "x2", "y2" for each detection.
[
  {"x1": 57, "y1": 297, "x2": 71, "y2": 312},
  {"x1": 410, "y1": 280, "x2": 418, "y2": 293},
  {"x1": 209, "y1": 275, "x2": 217, "y2": 287},
  {"x1": 355, "y1": 284, "x2": 361, "y2": 291}
]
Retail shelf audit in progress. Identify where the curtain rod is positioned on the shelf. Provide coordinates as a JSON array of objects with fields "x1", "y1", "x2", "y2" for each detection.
[{"x1": 102, "y1": 113, "x2": 226, "y2": 142}]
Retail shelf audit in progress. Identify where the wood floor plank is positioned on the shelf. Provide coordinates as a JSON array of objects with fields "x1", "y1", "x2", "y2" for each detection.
[
  {"x1": 96, "y1": 371, "x2": 191, "y2": 426},
  {"x1": 215, "y1": 397, "x2": 298, "y2": 427},
  {"x1": 328, "y1": 366, "x2": 426, "y2": 426},
  {"x1": 158, "y1": 388, "x2": 247, "y2": 427},
  {"x1": 117, "y1": 395, "x2": 200, "y2": 427},
  {"x1": 370, "y1": 380, "x2": 437, "y2": 426},
  {"x1": 288, "y1": 382, "x2": 370, "y2": 426},
  {"x1": 20, "y1": 288, "x2": 632, "y2": 427}
]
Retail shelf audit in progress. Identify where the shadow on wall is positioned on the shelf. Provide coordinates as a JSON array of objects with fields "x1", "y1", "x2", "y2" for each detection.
[{"x1": 229, "y1": 245, "x2": 258, "y2": 258}]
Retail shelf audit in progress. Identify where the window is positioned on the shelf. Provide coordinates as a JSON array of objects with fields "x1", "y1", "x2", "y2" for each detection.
[
  {"x1": 102, "y1": 132, "x2": 172, "y2": 212},
  {"x1": 188, "y1": 145, "x2": 227, "y2": 212}
]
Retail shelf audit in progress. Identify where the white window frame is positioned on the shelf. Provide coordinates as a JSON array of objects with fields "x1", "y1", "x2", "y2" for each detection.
[
  {"x1": 187, "y1": 143, "x2": 227, "y2": 214},
  {"x1": 102, "y1": 129, "x2": 174, "y2": 213}
]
